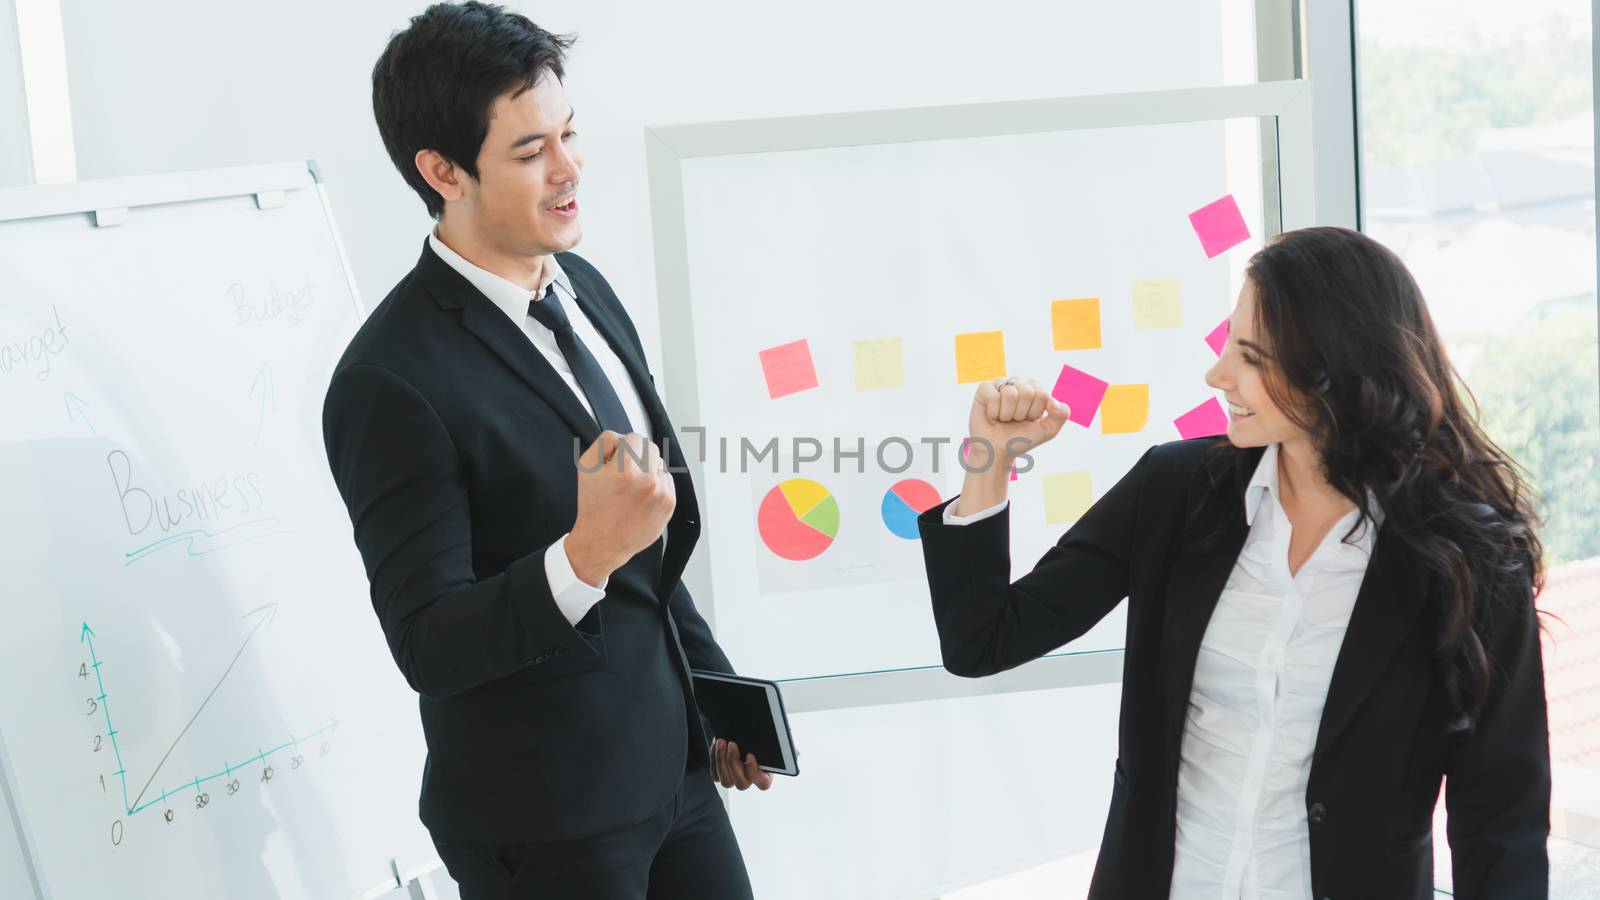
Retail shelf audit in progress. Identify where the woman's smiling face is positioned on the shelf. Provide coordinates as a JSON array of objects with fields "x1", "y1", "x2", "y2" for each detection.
[{"x1": 1204, "y1": 277, "x2": 1308, "y2": 449}]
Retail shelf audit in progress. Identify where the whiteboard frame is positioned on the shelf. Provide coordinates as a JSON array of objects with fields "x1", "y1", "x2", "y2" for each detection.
[
  {"x1": 0, "y1": 160, "x2": 316, "y2": 224},
  {"x1": 0, "y1": 723, "x2": 48, "y2": 900},
  {"x1": 643, "y1": 80, "x2": 1317, "y2": 714},
  {"x1": 0, "y1": 159, "x2": 433, "y2": 900}
]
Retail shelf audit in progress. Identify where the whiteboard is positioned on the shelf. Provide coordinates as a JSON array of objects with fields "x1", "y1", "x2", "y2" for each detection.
[
  {"x1": 0, "y1": 162, "x2": 436, "y2": 900},
  {"x1": 645, "y1": 83, "x2": 1314, "y2": 899},
  {"x1": 671, "y1": 116, "x2": 1265, "y2": 681}
]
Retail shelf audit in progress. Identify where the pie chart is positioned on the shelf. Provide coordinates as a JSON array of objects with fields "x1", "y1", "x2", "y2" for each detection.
[
  {"x1": 882, "y1": 478, "x2": 942, "y2": 540},
  {"x1": 757, "y1": 478, "x2": 840, "y2": 561}
]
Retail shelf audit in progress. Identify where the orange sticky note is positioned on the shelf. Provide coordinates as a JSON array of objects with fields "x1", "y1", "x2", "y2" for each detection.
[
  {"x1": 1100, "y1": 384, "x2": 1150, "y2": 434},
  {"x1": 1051, "y1": 298, "x2": 1101, "y2": 351},
  {"x1": 954, "y1": 331, "x2": 1007, "y2": 384}
]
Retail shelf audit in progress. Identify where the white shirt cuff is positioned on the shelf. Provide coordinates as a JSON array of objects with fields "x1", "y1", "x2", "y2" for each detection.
[
  {"x1": 941, "y1": 496, "x2": 1010, "y2": 525},
  {"x1": 545, "y1": 532, "x2": 607, "y2": 626}
]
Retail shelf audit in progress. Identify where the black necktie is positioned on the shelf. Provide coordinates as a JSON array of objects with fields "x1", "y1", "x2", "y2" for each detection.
[{"x1": 527, "y1": 284, "x2": 634, "y2": 434}]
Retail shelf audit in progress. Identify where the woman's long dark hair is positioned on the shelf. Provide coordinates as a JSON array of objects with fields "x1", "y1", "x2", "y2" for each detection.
[{"x1": 1188, "y1": 226, "x2": 1547, "y2": 734}]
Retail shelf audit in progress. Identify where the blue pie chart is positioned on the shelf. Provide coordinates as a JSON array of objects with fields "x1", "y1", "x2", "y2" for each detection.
[{"x1": 881, "y1": 478, "x2": 942, "y2": 540}]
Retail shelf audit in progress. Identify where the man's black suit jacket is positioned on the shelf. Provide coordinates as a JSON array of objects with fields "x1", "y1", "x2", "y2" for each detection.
[
  {"x1": 323, "y1": 241, "x2": 733, "y2": 844},
  {"x1": 918, "y1": 437, "x2": 1550, "y2": 900}
]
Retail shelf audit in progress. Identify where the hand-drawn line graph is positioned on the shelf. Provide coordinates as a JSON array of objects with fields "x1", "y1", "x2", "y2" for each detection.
[{"x1": 79, "y1": 603, "x2": 338, "y2": 816}]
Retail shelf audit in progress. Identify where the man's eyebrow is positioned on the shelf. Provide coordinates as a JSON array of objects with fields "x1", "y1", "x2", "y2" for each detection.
[{"x1": 508, "y1": 108, "x2": 577, "y2": 150}]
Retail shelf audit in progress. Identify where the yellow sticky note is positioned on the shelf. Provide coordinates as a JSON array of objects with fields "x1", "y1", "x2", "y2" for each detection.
[
  {"x1": 954, "y1": 331, "x2": 1006, "y2": 384},
  {"x1": 853, "y1": 338, "x2": 905, "y2": 390},
  {"x1": 1051, "y1": 298, "x2": 1101, "y2": 350},
  {"x1": 1101, "y1": 383, "x2": 1150, "y2": 434},
  {"x1": 1132, "y1": 278, "x2": 1182, "y2": 330},
  {"x1": 1043, "y1": 471, "x2": 1094, "y2": 525}
]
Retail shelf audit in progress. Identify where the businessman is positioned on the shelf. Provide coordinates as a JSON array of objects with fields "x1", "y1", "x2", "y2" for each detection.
[{"x1": 322, "y1": 4, "x2": 767, "y2": 897}]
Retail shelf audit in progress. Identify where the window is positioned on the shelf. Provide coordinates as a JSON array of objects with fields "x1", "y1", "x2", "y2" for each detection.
[{"x1": 1357, "y1": 0, "x2": 1600, "y2": 895}]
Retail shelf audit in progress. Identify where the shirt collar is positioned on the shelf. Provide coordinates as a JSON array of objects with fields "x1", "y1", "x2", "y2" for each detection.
[
  {"x1": 1243, "y1": 441, "x2": 1281, "y2": 528},
  {"x1": 1243, "y1": 441, "x2": 1386, "y2": 532},
  {"x1": 427, "y1": 229, "x2": 576, "y2": 327}
]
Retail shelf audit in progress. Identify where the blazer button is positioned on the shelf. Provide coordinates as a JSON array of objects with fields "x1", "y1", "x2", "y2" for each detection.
[{"x1": 1308, "y1": 802, "x2": 1327, "y2": 824}]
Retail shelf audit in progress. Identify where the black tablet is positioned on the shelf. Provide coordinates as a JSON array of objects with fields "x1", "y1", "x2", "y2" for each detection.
[{"x1": 691, "y1": 670, "x2": 800, "y2": 777}]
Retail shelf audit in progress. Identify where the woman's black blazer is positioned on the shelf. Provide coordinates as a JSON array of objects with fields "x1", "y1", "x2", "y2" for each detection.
[{"x1": 916, "y1": 437, "x2": 1549, "y2": 900}]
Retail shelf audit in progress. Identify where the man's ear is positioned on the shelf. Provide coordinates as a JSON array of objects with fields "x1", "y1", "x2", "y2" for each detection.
[{"x1": 415, "y1": 149, "x2": 466, "y2": 205}]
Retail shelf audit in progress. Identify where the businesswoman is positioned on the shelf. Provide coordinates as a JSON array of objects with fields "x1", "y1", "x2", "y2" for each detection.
[{"x1": 917, "y1": 226, "x2": 1550, "y2": 900}]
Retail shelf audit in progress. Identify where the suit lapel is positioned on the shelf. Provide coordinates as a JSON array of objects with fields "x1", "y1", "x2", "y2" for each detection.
[
  {"x1": 414, "y1": 239, "x2": 701, "y2": 600},
  {"x1": 415, "y1": 240, "x2": 602, "y2": 447},
  {"x1": 1161, "y1": 456, "x2": 1253, "y2": 750},
  {"x1": 1155, "y1": 441, "x2": 1429, "y2": 766},
  {"x1": 1312, "y1": 524, "x2": 1427, "y2": 764},
  {"x1": 560, "y1": 258, "x2": 702, "y2": 599}
]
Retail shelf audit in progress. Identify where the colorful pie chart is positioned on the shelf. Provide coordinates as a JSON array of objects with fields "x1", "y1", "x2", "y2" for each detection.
[
  {"x1": 757, "y1": 478, "x2": 840, "y2": 561},
  {"x1": 881, "y1": 478, "x2": 942, "y2": 540}
]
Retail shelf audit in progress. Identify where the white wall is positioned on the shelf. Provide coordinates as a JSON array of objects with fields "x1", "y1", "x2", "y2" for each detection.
[{"x1": 58, "y1": 0, "x2": 1252, "y2": 377}]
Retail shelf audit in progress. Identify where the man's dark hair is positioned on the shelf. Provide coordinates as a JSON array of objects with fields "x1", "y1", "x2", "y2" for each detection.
[{"x1": 372, "y1": 2, "x2": 575, "y2": 218}]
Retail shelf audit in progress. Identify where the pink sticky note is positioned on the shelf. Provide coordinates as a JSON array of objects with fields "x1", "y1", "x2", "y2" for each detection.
[
  {"x1": 960, "y1": 437, "x2": 1019, "y2": 480},
  {"x1": 1205, "y1": 317, "x2": 1230, "y2": 356},
  {"x1": 1051, "y1": 364, "x2": 1110, "y2": 428},
  {"x1": 1175, "y1": 397, "x2": 1229, "y2": 439},
  {"x1": 758, "y1": 339, "x2": 819, "y2": 398},
  {"x1": 1189, "y1": 195, "x2": 1251, "y2": 259}
]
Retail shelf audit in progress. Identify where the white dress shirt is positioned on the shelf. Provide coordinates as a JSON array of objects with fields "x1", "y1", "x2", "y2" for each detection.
[
  {"x1": 943, "y1": 443, "x2": 1383, "y2": 898},
  {"x1": 429, "y1": 231, "x2": 654, "y2": 627}
]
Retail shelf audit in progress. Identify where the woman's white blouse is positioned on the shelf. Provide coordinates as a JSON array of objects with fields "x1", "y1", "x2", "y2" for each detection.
[
  {"x1": 942, "y1": 442, "x2": 1383, "y2": 898},
  {"x1": 1169, "y1": 442, "x2": 1381, "y2": 898}
]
